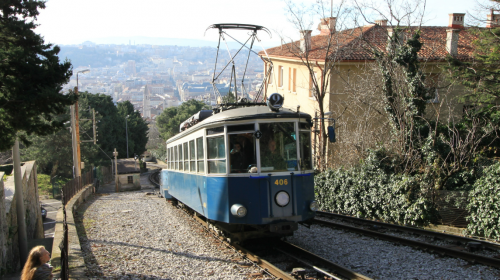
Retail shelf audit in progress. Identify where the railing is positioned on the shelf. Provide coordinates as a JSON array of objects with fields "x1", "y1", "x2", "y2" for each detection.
[
  {"x1": 59, "y1": 192, "x2": 69, "y2": 280},
  {"x1": 61, "y1": 170, "x2": 95, "y2": 205}
]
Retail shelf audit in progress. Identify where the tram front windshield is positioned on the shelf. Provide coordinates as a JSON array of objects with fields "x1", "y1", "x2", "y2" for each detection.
[{"x1": 259, "y1": 123, "x2": 298, "y2": 172}]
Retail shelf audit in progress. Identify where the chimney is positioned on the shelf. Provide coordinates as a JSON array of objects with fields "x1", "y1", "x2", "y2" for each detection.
[
  {"x1": 448, "y1": 13, "x2": 465, "y2": 29},
  {"x1": 446, "y1": 29, "x2": 459, "y2": 56},
  {"x1": 300, "y1": 30, "x2": 312, "y2": 53},
  {"x1": 375, "y1": 19, "x2": 388, "y2": 26},
  {"x1": 387, "y1": 28, "x2": 404, "y2": 46},
  {"x1": 318, "y1": 17, "x2": 336, "y2": 35},
  {"x1": 486, "y1": 10, "x2": 500, "y2": 28}
]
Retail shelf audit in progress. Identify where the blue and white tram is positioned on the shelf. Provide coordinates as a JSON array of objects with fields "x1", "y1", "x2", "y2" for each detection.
[{"x1": 160, "y1": 104, "x2": 317, "y2": 240}]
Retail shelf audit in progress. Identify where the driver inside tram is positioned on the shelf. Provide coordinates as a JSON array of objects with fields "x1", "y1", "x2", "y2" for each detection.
[{"x1": 261, "y1": 137, "x2": 286, "y2": 170}]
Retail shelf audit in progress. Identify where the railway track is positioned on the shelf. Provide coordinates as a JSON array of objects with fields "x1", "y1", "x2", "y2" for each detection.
[
  {"x1": 190, "y1": 210, "x2": 373, "y2": 280},
  {"x1": 243, "y1": 238, "x2": 373, "y2": 280},
  {"x1": 162, "y1": 194, "x2": 372, "y2": 280},
  {"x1": 314, "y1": 211, "x2": 500, "y2": 269},
  {"x1": 148, "y1": 168, "x2": 161, "y2": 187}
]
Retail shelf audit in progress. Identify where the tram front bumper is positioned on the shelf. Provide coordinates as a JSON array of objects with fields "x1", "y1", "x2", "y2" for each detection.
[{"x1": 269, "y1": 222, "x2": 298, "y2": 234}]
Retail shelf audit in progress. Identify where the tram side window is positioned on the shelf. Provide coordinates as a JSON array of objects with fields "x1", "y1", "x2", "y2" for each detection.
[
  {"x1": 299, "y1": 132, "x2": 313, "y2": 170},
  {"x1": 259, "y1": 122, "x2": 298, "y2": 172},
  {"x1": 178, "y1": 144, "x2": 183, "y2": 171},
  {"x1": 207, "y1": 136, "x2": 226, "y2": 173},
  {"x1": 167, "y1": 148, "x2": 174, "y2": 169},
  {"x1": 183, "y1": 142, "x2": 189, "y2": 171},
  {"x1": 196, "y1": 137, "x2": 204, "y2": 173},
  {"x1": 174, "y1": 146, "x2": 178, "y2": 170},
  {"x1": 229, "y1": 133, "x2": 256, "y2": 173},
  {"x1": 170, "y1": 147, "x2": 173, "y2": 169},
  {"x1": 167, "y1": 148, "x2": 170, "y2": 169},
  {"x1": 189, "y1": 140, "x2": 195, "y2": 172}
]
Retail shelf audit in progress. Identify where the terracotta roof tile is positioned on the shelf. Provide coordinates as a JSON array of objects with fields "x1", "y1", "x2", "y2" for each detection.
[{"x1": 261, "y1": 25, "x2": 478, "y2": 62}]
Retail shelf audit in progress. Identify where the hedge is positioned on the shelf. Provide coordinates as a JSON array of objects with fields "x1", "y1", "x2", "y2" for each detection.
[
  {"x1": 466, "y1": 162, "x2": 500, "y2": 240},
  {"x1": 315, "y1": 153, "x2": 438, "y2": 227}
]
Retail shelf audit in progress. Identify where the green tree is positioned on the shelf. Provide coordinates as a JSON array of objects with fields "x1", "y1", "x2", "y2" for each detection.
[
  {"x1": 222, "y1": 90, "x2": 235, "y2": 103},
  {"x1": 445, "y1": 20, "x2": 500, "y2": 102},
  {"x1": 117, "y1": 101, "x2": 149, "y2": 158},
  {"x1": 374, "y1": 29, "x2": 433, "y2": 174},
  {"x1": 22, "y1": 93, "x2": 150, "y2": 178},
  {"x1": 21, "y1": 112, "x2": 73, "y2": 178},
  {"x1": 78, "y1": 93, "x2": 148, "y2": 160},
  {"x1": 156, "y1": 99, "x2": 209, "y2": 140},
  {"x1": 0, "y1": 0, "x2": 76, "y2": 151},
  {"x1": 443, "y1": 7, "x2": 500, "y2": 158}
]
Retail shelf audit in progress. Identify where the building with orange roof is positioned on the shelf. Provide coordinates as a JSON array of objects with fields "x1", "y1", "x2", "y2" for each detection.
[{"x1": 261, "y1": 13, "x2": 484, "y2": 167}]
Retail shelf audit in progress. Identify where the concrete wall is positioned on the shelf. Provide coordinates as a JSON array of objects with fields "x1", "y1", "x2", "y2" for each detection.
[
  {"x1": 0, "y1": 172, "x2": 7, "y2": 275},
  {"x1": 51, "y1": 184, "x2": 94, "y2": 279},
  {"x1": 1, "y1": 161, "x2": 44, "y2": 274}
]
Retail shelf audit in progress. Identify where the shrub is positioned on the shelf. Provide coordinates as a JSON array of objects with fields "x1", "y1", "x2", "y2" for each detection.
[
  {"x1": 37, "y1": 174, "x2": 52, "y2": 197},
  {"x1": 466, "y1": 162, "x2": 500, "y2": 240},
  {"x1": 315, "y1": 151, "x2": 438, "y2": 226}
]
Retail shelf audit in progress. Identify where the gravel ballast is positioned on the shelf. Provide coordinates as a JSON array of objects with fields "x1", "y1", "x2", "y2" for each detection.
[
  {"x1": 287, "y1": 224, "x2": 500, "y2": 279},
  {"x1": 315, "y1": 215, "x2": 500, "y2": 259},
  {"x1": 76, "y1": 190, "x2": 268, "y2": 279}
]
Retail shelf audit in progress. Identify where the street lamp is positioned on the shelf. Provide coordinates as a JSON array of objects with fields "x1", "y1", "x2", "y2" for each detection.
[
  {"x1": 77, "y1": 69, "x2": 90, "y2": 89},
  {"x1": 71, "y1": 69, "x2": 90, "y2": 178},
  {"x1": 125, "y1": 115, "x2": 130, "y2": 158}
]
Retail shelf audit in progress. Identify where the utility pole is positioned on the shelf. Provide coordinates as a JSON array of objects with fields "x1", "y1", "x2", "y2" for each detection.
[
  {"x1": 75, "y1": 86, "x2": 82, "y2": 177},
  {"x1": 72, "y1": 69, "x2": 90, "y2": 178},
  {"x1": 125, "y1": 115, "x2": 129, "y2": 158},
  {"x1": 13, "y1": 139, "x2": 28, "y2": 265},
  {"x1": 70, "y1": 105, "x2": 78, "y2": 178},
  {"x1": 113, "y1": 148, "x2": 119, "y2": 192}
]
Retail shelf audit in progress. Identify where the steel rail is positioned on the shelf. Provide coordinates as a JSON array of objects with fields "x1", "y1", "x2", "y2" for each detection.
[
  {"x1": 189, "y1": 212, "x2": 289, "y2": 280},
  {"x1": 312, "y1": 218, "x2": 500, "y2": 269},
  {"x1": 316, "y1": 211, "x2": 500, "y2": 250},
  {"x1": 233, "y1": 243, "x2": 295, "y2": 280},
  {"x1": 274, "y1": 240, "x2": 373, "y2": 280},
  {"x1": 148, "y1": 169, "x2": 160, "y2": 187}
]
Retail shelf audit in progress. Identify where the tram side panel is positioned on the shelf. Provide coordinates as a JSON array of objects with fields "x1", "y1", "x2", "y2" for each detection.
[
  {"x1": 160, "y1": 170, "x2": 171, "y2": 199},
  {"x1": 168, "y1": 172, "x2": 207, "y2": 216},
  {"x1": 206, "y1": 176, "x2": 230, "y2": 222}
]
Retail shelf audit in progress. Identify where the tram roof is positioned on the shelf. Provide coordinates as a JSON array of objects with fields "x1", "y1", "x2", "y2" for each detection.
[{"x1": 166, "y1": 106, "x2": 312, "y2": 144}]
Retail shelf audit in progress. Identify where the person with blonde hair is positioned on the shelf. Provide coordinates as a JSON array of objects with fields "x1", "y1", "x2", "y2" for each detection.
[{"x1": 21, "y1": 246, "x2": 53, "y2": 280}]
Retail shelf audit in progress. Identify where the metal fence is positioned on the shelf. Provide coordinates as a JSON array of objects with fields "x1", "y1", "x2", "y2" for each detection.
[
  {"x1": 61, "y1": 169, "x2": 95, "y2": 205},
  {"x1": 434, "y1": 190, "x2": 469, "y2": 228},
  {"x1": 59, "y1": 191, "x2": 69, "y2": 280}
]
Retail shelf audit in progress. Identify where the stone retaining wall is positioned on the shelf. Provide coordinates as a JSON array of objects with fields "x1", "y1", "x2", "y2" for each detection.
[
  {"x1": 1, "y1": 161, "x2": 44, "y2": 275},
  {"x1": 51, "y1": 183, "x2": 94, "y2": 279},
  {"x1": 0, "y1": 172, "x2": 7, "y2": 275}
]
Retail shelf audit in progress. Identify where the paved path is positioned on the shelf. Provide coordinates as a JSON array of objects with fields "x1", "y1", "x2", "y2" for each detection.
[{"x1": 41, "y1": 198, "x2": 62, "y2": 239}]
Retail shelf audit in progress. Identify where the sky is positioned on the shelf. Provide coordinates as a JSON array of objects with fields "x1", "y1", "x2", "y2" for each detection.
[{"x1": 35, "y1": 0, "x2": 480, "y2": 47}]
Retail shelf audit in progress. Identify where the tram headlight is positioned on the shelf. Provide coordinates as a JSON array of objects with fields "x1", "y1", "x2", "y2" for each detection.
[
  {"x1": 310, "y1": 201, "x2": 318, "y2": 211},
  {"x1": 231, "y1": 204, "x2": 247, "y2": 218},
  {"x1": 275, "y1": 191, "x2": 290, "y2": 207}
]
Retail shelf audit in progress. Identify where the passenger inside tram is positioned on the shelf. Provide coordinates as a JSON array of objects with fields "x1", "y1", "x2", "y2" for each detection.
[
  {"x1": 229, "y1": 133, "x2": 256, "y2": 173},
  {"x1": 230, "y1": 142, "x2": 248, "y2": 172}
]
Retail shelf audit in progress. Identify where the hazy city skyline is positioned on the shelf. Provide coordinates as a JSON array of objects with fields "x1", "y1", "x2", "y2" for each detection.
[{"x1": 36, "y1": 0, "x2": 477, "y2": 47}]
